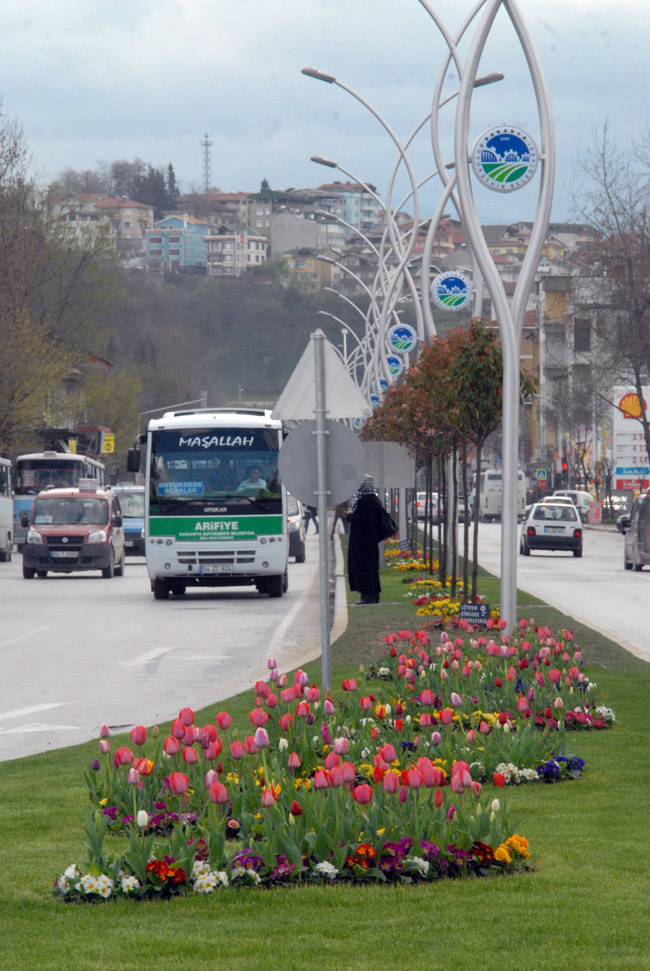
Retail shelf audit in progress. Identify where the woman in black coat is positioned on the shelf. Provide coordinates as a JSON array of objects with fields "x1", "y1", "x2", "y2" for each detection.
[{"x1": 347, "y1": 489, "x2": 386, "y2": 604}]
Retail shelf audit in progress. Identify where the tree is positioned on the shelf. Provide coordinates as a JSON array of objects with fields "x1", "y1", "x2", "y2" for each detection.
[{"x1": 572, "y1": 123, "x2": 650, "y2": 467}]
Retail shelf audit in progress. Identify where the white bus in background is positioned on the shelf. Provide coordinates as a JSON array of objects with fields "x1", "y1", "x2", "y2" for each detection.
[
  {"x1": 0, "y1": 457, "x2": 13, "y2": 562},
  {"x1": 472, "y1": 468, "x2": 527, "y2": 522},
  {"x1": 128, "y1": 408, "x2": 289, "y2": 601}
]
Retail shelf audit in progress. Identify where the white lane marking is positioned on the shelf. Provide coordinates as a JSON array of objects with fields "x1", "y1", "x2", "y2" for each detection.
[
  {"x1": 0, "y1": 722, "x2": 81, "y2": 735},
  {"x1": 0, "y1": 627, "x2": 52, "y2": 650},
  {"x1": 0, "y1": 702, "x2": 68, "y2": 721},
  {"x1": 119, "y1": 646, "x2": 179, "y2": 667}
]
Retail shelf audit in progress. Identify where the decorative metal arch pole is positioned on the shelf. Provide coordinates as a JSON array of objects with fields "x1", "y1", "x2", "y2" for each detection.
[{"x1": 454, "y1": 0, "x2": 555, "y2": 632}]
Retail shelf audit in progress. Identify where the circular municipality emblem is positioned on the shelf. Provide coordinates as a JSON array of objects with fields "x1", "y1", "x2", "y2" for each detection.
[
  {"x1": 378, "y1": 377, "x2": 388, "y2": 393},
  {"x1": 370, "y1": 393, "x2": 381, "y2": 408},
  {"x1": 386, "y1": 354, "x2": 404, "y2": 378},
  {"x1": 386, "y1": 323, "x2": 418, "y2": 354},
  {"x1": 352, "y1": 417, "x2": 363, "y2": 431},
  {"x1": 431, "y1": 271, "x2": 471, "y2": 311},
  {"x1": 471, "y1": 126, "x2": 539, "y2": 192}
]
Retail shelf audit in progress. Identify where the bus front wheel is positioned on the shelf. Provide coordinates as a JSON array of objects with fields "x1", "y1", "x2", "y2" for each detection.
[
  {"x1": 265, "y1": 573, "x2": 285, "y2": 598},
  {"x1": 153, "y1": 579, "x2": 170, "y2": 600}
]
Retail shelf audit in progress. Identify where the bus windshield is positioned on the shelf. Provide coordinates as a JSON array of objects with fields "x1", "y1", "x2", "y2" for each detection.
[
  {"x1": 15, "y1": 457, "x2": 104, "y2": 495},
  {"x1": 150, "y1": 427, "x2": 281, "y2": 511}
]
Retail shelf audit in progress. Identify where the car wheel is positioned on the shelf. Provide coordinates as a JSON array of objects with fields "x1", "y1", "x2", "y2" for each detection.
[
  {"x1": 573, "y1": 545, "x2": 582, "y2": 558},
  {"x1": 153, "y1": 578, "x2": 170, "y2": 600},
  {"x1": 296, "y1": 545, "x2": 306, "y2": 563},
  {"x1": 171, "y1": 582, "x2": 186, "y2": 596},
  {"x1": 37, "y1": 570, "x2": 48, "y2": 577},
  {"x1": 23, "y1": 563, "x2": 35, "y2": 579},
  {"x1": 102, "y1": 554, "x2": 115, "y2": 579},
  {"x1": 522, "y1": 538, "x2": 530, "y2": 556},
  {"x1": 633, "y1": 554, "x2": 643, "y2": 572}
]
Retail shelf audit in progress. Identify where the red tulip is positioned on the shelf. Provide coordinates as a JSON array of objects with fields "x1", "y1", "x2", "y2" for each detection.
[
  {"x1": 313, "y1": 769, "x2": 329, "y2": 790},
  {"x1": 261, "y1": 787, "x2": 277, "y2": 808},
  {"x1": 115, "y1": 746, "x2": 134, "y2": 766},
  {"x1": 209, "y1": 781, "x2": 228, "y2": 804},
  {"x1": 244, "y1": 736, "x2": 259, "y2": 755},
  {"x1": 435, "y1": 789, "x2": 444, "y2": 808},
  {"x1": 379, "y1": 742, "x2": 397, "y2": 764},
  {"x1": 169, "y1": 772, "x2": 189, "y2": 794},
  {"x1": 341, "y1": 761, "x2": 356, "y2": 784},
  {"x1": 279, "y1": 712, "x2": 294, "y2": 732},
  {"x1": 290, "y1": 800, "x2": 303, "y2": 816},
  {"x1": 406, "y1": 768, "x2": 422, "y2": 789},
  {"x1": 352, "y1": 784, "x2": 372, "y2": 804},
  {"x1": 265, "y1": 691, "x2": 279, "y2": 708},
  {"x1": 324, "y1": 752, "x2": 340, "y2": 770},
  {"x1": 296, "y1": 701, "x2": 310, "y2": 718},
  {"x1": 328, "y1": 766, "x2": 344, "y2": 787},
  {"x1": 130, "y1": 725, "x2": 147, "y2": 746},
  {"x1": 439, "y1": 709, "x2": 453, "y2": 725},
  {"x1": 178, "y1": 707, "x2": 194, "y2": 726},
  {"x1": 182, "y1": 746, "x2": 198, "y2": 764},
  {"x1": 202, "y1": 724, "x2": 218, "y2": 743},
  {"x1": 249, "y1": 708, "x2": 269, "y2": 727},
  {"x1": 216, "y1": 711, "x2": 232, "y2": 730},
  {"x1": 342, "y1": 679, "x2": 357, "y2": 692},
  {"x1": 171, "y1": 718, "x2": 185, "y2": 739},
  {"x1": 494, "y1": 772, "x2": 506, "y2": 787},
  {"x1": 137, "y1": 758, "x2": 154, "y2": 777},
  {"x1": 288, "y1": 752, "x2": 301, "y2": 771},
  {"x1": 305, "y1": 685, "x2": 320, "y2": 702}
]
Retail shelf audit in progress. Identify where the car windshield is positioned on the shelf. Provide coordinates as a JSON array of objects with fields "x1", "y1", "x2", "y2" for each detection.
[
  {"x1": 116, "y1": 491, "x2": 145, "y2": 517},
  {"x1": 33, "y1": 496, "x2": 109, "y2": 526}
]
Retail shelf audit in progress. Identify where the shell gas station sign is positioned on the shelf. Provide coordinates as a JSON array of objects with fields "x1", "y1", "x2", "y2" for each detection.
[{"x1": 613, "y1": 388, "x2": 649, "y2": 491}]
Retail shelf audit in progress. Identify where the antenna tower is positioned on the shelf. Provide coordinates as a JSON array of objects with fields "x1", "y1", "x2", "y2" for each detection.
[{"x1": 200, "y1": 132, "x2": 213, "y2": 193}]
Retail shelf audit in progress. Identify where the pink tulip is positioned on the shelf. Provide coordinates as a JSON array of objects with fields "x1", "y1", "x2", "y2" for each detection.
[
  {"x1": 383, "y1": 771, "x2": 400, "y2": 794},
  {"x1": 100, "y1": 724, "x2": 111, "y2": 738},
  {"x1": 328, "y1": 766, "x2": 344, "y2": 788},
  {"x1": 324, "y1": 752, "x2": 340, "y2": 770},
  {"x1": 399, "y1": 785, "x2": 409, "y2": 803},
  {"x1": 313, "y1": 769, "x2": 329, "y2": 790},
  {"x1": 548, "y1": 669, "x2": 562, "y2": 683},
  {"x1": 216, "y1": 711, "x2": 232, "y2": 730},
  {"x1": 479, "y1": 720, "x2": 490, "y2": 735},
  {"x1": 333, "y1": 737, "x2": 349, "y2": 755},
  {"x1": 406, "y1": 768, "x2": 422, "y2": 790},
  {"x1": 230, "y1": 740, "x2": 245, "y2": 760},
  {"x1": 341, "y1": 762, "x2": 356, "y2": 784},
  {"x1": 178, "y1": 707, "x2": 194, "y2": 727},
  {"x1": 554, "y1": 696, "x2": 564, "y2": 710},
  {"x1": 182, "y1": 746, "x2": 198, "y2": 764},
  {"x1": 420, "y1": 688, "x2": 435, "y2": 706},
  {"x1": 205, "y1": 741, "x2": 221, "y2": 760},
  {"x1": 466, "y1": 729, "x2": 476, "y2": 743},
  {"x1": 288, "y1": 751, "x2": 301, "y2": 770},
  {"x1": 267, "y1": 656, "x2": 277, "y2": 670},
  {"x1": 205, "y1": 769, "x2": 219, "y2": 787},
  {"x1": 99, "y1": 739, "x2": 110, "y2": 755},
  {"x1": 279, "y1": 713, "x2": 293, "y2": 732},
  {"x1": 163, "y1": 736, "x2": 181, "y2": 756},
  {"x1": 305, "y1": 685, "x2": 320, "y2": 703},
  {"x1": 171, "y1": 718, "x2": 185, "y2": 740},
  {"x1": 169, "y1": 772, "x2": 189, "y2": 795},
  {"x1": 265, "y1": 692, "x2": 279, "y2": 708},
  {"x1": 324, "y1": 698, "x2": 335, "y2": 715},
  {"x1": 447, "y1": 803, "x2": 456, "y2": 820},
  {"x1": 253, "y1": 727, "x2": 270, "y2": 749},
  {"x1": 249, "y1": 708, "x2": 269, "y2": 727},
  {"x1": 430, "y1": 731, "x2": 442, "y2": 745},
  {"x1": 296, "y1": 701, "x2": 310, "y2": 718},
  {"x1": 379, "y1": 742, "x2": 397, "y2": 764},
  {"x1": 278, "y1": 673, "x2": 288, "y2": 687},
  {"x1": 517, "y1": 696, "x2": 529, "y2": 713},
  {"x1": 209, "y1": 781, "x2": 228, "y2": 804},
  {"x1": 261, "y1": 787, "x2": 277, "y2": 808},
  {"x1": 126, "y1": 767, "x2": 139, "y2": 785}
]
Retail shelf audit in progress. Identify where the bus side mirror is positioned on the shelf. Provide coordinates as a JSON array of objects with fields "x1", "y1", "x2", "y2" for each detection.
[
  {"x1": 127, "y1": 449, "x2": 140, "y2": 473},
  {"x1": 20, "y1": 510, "x2": 29, "y2": 527}
]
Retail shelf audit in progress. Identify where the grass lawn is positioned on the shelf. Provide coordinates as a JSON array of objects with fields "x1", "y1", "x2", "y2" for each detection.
[{"x1": 3, "y1": 544, "x2": 650, "y2": 970}]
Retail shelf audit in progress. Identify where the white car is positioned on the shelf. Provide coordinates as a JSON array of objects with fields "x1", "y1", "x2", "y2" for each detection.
[
  {"x1": 286, "y1": 494, "x2": 306, "y2": 563},
  {"x1": 520, "y1": 500, "x2": 583, "y2": 557},
  {"x1": 416, "y1": 491, "x2": 439, "y2": 523}
]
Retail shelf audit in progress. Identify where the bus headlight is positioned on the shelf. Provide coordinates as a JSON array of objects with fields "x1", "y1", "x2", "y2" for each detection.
[
  {"x1": 88, "y1": 529, "x2": 108, "y2": 543},
  {"x1": 26, "y1": 529, "x2": 44, "y2": 544}
]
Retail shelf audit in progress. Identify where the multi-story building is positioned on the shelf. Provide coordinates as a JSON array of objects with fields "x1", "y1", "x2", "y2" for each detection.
[
  {"x1": 52, "y1": 193, "x2": 154, "y2": 258},
  {"x1": 205, "y1": 225, "x2": 268, "y2": 276},
  {"x1": 146, "y1": 215, "x2": 209, "y2": 273}
]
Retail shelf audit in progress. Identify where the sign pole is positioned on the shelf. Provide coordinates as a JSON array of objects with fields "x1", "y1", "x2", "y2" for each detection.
[{"x1": 313, "y1": 331, "x2": 332, "y2": 692}]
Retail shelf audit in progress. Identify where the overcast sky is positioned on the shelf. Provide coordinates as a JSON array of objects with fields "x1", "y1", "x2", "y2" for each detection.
[{"x1": 2, "y1": 0, "x2": 648, "y2": 223}]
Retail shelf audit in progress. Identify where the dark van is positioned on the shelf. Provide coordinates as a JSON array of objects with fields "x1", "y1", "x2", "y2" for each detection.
[
  {"x1": 623, "y1": 491, "x2": 650, "y2": 571},
  {"x1": 21, "y1": 486, "x2": 125, "y2": 579}
]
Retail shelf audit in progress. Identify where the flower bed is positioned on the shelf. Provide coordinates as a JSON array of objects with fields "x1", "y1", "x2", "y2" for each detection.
[{"x1": 54, "y1": 620, "x2": 613, "y2": 901}]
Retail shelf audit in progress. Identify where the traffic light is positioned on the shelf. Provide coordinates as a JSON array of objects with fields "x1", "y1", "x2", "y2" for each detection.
[{"x1": 561, "y1": 458, "x2": 569, "y2": 485}]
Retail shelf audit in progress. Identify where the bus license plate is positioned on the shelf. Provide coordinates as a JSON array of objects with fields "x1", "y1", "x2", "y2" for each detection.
[
  {"x1": 52, "y1": 551, "x2": 78, "y2": 558},
  {"x1": 201, "y1": 564, "x2": 233, "y2": 575}
]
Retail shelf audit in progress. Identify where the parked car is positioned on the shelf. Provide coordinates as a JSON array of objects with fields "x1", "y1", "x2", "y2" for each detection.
[
  {"x1": 21, "y1": 486, "x2": 126, "y2": 578},
  {"x1": 623, "y1": 491, "x2": 650, "y2": 571},
  {"x1": 287, "y1": 494, "x2": 306, "y2": 563},
  {"x1": 111, "y1": 484, "x2": 145, "y2": 555},
  {"x1": 520, "y1": 500, "x2": 583, "y2": 557}
]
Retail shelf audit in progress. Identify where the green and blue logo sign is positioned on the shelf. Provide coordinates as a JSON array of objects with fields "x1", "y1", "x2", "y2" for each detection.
[
  {"x1": 386, "y1": 354, "x2": 404, "y2": 378},
  {"x1": 431, "y1": 271, "x2": 471, "y2": 311},
  {"x1": 386, "y1": 323, "x2": 418, "y2": 354},
  {"x1": 471, "y1": 126, "x2": 538, "y2": 192}
]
